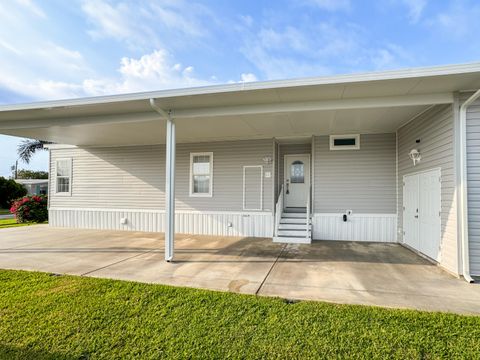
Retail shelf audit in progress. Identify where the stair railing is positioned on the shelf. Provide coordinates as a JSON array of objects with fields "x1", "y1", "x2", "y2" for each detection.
[
  {"x1": 306, "y1": 186, "x2": 311, "y2": 240},
  {"x1": 274, "y1": 185, "x2": 284, "y2": 237}
]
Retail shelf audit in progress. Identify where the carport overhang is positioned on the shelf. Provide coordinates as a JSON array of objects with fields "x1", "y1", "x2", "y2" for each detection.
[
  {"x1": 3, "y1": 62, "x2": 480, "y2": 263},
  {"x1": 2, "y1": 62, "x2": 480, "y2": 146}
]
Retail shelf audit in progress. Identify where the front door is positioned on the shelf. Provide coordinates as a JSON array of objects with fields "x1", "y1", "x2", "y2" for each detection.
[{"x1": 284, "y1": 154, "x2": 310, "y2": 208}]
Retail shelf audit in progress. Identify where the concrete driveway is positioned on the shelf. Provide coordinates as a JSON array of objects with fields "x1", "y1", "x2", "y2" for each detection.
[{"x1": 1, "y1": 225, "x2": 479, "y2": 315}]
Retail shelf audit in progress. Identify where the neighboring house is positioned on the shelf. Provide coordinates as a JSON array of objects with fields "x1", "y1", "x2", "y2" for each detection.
[
  {"x1": 15, "y1": 179, "x2": 48, "y2": 195},
  {"x1": 1, "y1": 63, "x2": 480, "y2": 281}
]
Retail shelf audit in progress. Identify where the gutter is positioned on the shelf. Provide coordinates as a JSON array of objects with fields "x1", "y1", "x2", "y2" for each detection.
[{"x1": 459, "y1": 89, "x2": 480, "y2": 283}]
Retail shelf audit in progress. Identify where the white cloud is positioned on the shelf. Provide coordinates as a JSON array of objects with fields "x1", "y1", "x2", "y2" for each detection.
[
  {"x1": 401, "y1": 0, "x2": 427, "y2": 23},
  {"x1": 0, "y1": 49, "x2": 215, "y2": 100},
  {"x1": 15, "y1": 0, "x2": 46, "y2": 18},
  {"x1": 302, "y1": 0, "x2": 351, "y2": 11},
  {"x1": 240, "y1": 22, "x2": 363, "y2": 79},
  {"x1": 81, "y1": 0, "x2": 214, "y2": 50},
  {"x1": 428, "y1": 1, "x2": 480, "y2": 38},
  {"x1": 240, "y1": 73, "x2": 258, "y2": 82}
]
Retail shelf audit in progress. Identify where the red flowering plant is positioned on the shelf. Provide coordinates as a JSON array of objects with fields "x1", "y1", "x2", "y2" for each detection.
[{"x1": 10, "y1": 195, "x2": 48, "y2": 223}]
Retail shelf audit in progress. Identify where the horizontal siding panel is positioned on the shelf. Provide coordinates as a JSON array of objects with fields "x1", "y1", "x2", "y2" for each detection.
[
  {"x1": 466, "y1": 97, "x2": 480, "y2": 275},
  {"x1": 313, "y1": 133, "x2": 396, "y2": 213},
  {"x1": 50, "y1": 139, "x2": 274, "y2": 213},
  {"x1": 397, "y1": 104, "x2": 457, "y2": 274}
]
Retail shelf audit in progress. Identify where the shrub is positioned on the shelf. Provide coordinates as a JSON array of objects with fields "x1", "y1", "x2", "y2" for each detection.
[
  {"x1": 10, "y1": 195, "x2": 48, "y2": 223},
  {"x1": 0, "y1": 177, "x2": 27, "y2": 209}
]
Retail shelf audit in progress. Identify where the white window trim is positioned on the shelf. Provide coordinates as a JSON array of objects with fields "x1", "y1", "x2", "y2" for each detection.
[
  {"x1": 329, "y1": 134, "x2": 360, "y2": 150},
  {"x1": 54, "y1": 158, "x2": 72, "y2": 196},
  {"x1": 243, "y1": 165, "x2": 263, "y2": 211},
  {"x1": 189, "y1": 152, "x2": 213, "y2": 197}
]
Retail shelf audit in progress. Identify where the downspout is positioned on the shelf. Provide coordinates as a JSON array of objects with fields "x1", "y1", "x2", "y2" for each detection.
[{"x1": 459, "y1": 89, "x2": 480, "y2": 283}]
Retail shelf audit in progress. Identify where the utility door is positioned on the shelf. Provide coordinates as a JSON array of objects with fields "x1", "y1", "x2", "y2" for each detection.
[
  {"x1": 403, "y1": 169, "x2": 441, "y2": 261},
  {"x1": 403, "y1": 173, "x2": 420, "y2": 251},
  {"x1": 418, "y1": 169, "x2": 441, "y2": 261},
  {"x1": 284, "y1": 154, "x2": 310, "y2": 208}
]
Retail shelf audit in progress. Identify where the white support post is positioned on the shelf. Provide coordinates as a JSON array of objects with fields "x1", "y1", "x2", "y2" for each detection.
[{"x1": 165, "y1": 113, "x2": 176, "y2": 262}]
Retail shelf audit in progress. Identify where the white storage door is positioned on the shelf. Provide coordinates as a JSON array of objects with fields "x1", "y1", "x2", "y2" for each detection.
[
  {"x1": 403, "y1": 169, "x2": 441, "y2": 261},
  {"x1": 418, "y1": 169, "x2": 441, "y2": 261},
  {"x1": 403, "y1": 174, "x2": 419, "y2": 250}
]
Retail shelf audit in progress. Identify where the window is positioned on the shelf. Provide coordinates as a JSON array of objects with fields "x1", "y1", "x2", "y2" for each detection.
[
  {"x1": 55, "y1": 158, "x2": 72, "y2": 195},
  {"x1": 330, "y1": 134, "x2": 360, "y2": 150},
  {"x1": 290, "y1": 161, "x2": 304, "y2": 183},
  {"x1": 190, "y1": 152, "x2": 213, "y2": 197}
]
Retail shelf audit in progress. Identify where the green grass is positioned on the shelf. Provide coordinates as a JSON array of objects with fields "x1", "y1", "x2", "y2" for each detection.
[
  {"x1": 0, "y1": 219, "x2": 36, "y2": 229},
  {"x1": 0, "y1": 270, "x2": 479, "y2": 359},
  {"x1": 0, "y1": 209, "x2": 10, "y2": 215}
]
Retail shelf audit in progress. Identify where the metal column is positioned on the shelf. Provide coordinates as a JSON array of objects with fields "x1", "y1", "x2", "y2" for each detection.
[{"x1": 165, "y1": 113, "x2": 176, "y2": 261}]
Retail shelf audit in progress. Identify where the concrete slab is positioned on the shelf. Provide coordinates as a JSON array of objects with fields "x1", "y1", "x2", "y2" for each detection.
[
  {"x1": 87, "y1": 236, "x2": 284, "y2": 294},
  {"x1": 259, "y1": 241, "x2": 480, "y2": 315},
  {"x1": 1, "y1": 227, "x2": 479, "y2": 315}
]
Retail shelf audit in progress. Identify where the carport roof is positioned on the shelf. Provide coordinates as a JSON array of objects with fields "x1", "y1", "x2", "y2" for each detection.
[{"x1": 1, "y1": 62, "x2": 480, "y2": 146}]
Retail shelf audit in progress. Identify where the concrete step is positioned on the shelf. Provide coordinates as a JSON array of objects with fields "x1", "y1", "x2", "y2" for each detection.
[
  {"x1": 277, "y1": 229, "x2": 311, "y2": 237},
  {"x1": 278, "y1": 223, "x2": 312, "y2": 230},
  {"x1": 273, "y1": 236, "x2": 311, "y2": 244}
]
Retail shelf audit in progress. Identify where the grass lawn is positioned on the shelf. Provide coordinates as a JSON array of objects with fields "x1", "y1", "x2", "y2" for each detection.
[
  {"x1": 0, "y1": 209, "x2": 10, "y2": 215},
  {"x1": 0, "y1": 218, "x2": 39, "y2": 229},
  {"x1": 0, "y1": 271, "x2": 479, "y2": 359}
]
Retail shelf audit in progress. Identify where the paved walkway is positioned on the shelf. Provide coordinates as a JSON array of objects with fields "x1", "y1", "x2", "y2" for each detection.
[{"x1": 1, "y1": 225, "x2": 479, "y2": 315}]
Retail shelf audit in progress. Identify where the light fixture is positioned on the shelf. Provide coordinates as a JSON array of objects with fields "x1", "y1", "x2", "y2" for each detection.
[
  {"x1": 262, "y1": 156, "x2": 272, "y2": 164},
  {"x1": 409, "y1": 149, "x2": 421, "y2": 166}
]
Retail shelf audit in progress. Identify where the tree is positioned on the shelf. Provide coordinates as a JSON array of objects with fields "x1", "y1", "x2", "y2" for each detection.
[
  {"x1": 17, "y1": 139, "x2": 52, "y2": 164},
  {"x1": 0, "y1": 177, "x2": 27, "y2": 209},
  {"x1": 16, "y1": 170, "x2": 49, "y2": 179}
]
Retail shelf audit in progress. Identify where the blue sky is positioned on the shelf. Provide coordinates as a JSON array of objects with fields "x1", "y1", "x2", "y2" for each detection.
[{"x1": 1, "y1": 0, "x2": 480, "y2": 177}]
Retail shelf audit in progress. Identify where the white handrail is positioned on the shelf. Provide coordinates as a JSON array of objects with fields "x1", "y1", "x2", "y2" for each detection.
[
  {"x1": 306, "y1": 187, "x2": 311, "y2": 239},
  {"x1": 274, "y1": 185, "x2": 284, "y2": 237}
]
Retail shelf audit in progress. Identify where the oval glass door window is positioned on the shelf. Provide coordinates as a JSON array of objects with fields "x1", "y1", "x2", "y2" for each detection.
[{"x1": 291, "y1": 161, "x2": 304, "y2": 183}]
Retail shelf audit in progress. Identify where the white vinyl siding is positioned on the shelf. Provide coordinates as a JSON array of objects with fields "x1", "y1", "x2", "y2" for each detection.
[
  {"x1": 49, "y1": 139, "x2": 273, "y2": 213},
  {"x1": 397, "y1": 104, "x2": 457, "y2": 273},
  {"x1": 190, "y1": 152, "x2": 213, "y2": 197},
  {"x1": 314, "y1": 133, "x2": 396, "y2": 213},
  {"x1": 55, "y1": 158, "x2": 72, "y2": 195},
  {"x1": 465, "y1": 96, "x2": 480, "y2": 275}
]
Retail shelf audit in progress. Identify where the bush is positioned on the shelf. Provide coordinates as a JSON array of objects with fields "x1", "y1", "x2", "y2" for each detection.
[
  {"x1": 0, "y1": 177, "x2": 27, "y2": 209},
  {"x1": 9, "y1": 195, "x2": 48, "y2": 223}
]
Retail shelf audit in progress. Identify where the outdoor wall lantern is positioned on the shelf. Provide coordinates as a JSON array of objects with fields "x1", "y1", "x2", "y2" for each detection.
[{"x1": 409, "y1": 149, "x2": 421, "y2": 166}]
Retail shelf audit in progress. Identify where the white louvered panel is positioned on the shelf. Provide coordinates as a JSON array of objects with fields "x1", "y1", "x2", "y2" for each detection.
[
  {"x1": 49, "y1": 209, "x2": 273, "y2": 238},
  {"x1": 312, "y1": 213, "x2": 397, "y2": 242}
]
